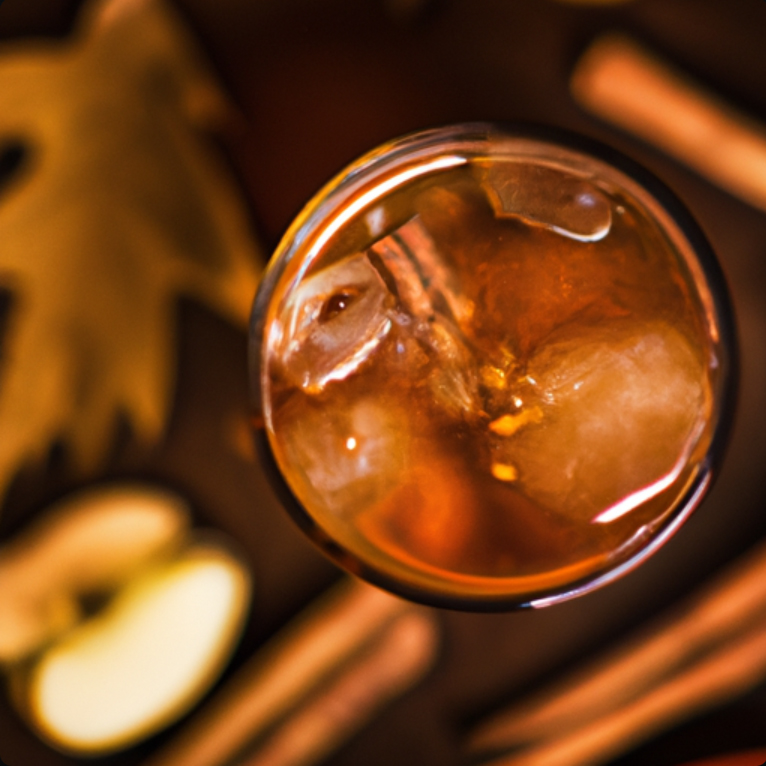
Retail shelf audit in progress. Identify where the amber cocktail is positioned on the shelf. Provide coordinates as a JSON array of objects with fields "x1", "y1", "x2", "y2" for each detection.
[{"x1": 249, "y1": 124, "x2": 736, "y2": 609}]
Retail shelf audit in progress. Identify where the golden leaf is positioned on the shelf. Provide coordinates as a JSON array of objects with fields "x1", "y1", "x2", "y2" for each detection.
[{"x1": 0, "y1": 0, "x2": 262, "y2": 498}]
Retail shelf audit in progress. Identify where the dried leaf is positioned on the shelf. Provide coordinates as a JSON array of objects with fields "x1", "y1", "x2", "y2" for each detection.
[{"x1": 0, "y1": 0, "x2": 262, "y2": 498}]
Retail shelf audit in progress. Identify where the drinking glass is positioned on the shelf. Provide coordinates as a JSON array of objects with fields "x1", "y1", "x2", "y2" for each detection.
[{"x1": 249, "y1": 123, "x2": 736, "y2": 610}]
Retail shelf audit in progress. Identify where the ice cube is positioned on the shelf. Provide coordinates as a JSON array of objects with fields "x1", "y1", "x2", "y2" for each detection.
[
  {"x1": 278, "y1": 397, "x2": 411, "y2": 519},
  {"x1": 492, "y1": 321, "x2": 709, "y2": 523},
  {"x1": 482, "y1": 161, "x2": 612, "y2": 242},
  {"x1": 276, "y1": 217, "x2": 476, "y2": 402},
  {"x1": 367, "y1": 216, "x2": 472, "y2": 326},
  {"x1": 277, "y1": 254, "x2": 394, "y2": 392},
  {"x1": 367, "y1": 218, "x2": 480, "y2": 414}
]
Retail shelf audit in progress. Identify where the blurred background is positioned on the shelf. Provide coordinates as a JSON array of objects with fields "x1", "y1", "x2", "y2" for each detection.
[{"x1": 1, "y1": 0, "x2": 766, "y2": 764}]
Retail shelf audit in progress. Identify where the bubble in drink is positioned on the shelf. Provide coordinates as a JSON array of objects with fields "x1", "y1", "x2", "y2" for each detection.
[{"x1": 251, "y1": 126, "x2": 734, "y2": 608}]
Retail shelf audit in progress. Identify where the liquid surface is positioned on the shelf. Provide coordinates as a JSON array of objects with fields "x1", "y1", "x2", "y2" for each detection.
[{"x1": 260, "y1": 157, "x2": 718, "y2": 604}]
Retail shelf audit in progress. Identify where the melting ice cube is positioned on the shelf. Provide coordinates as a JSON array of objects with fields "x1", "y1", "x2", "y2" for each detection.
[
  {"x1": 482, "y1": 161, "x2": 612, "y2": 242},
  {"x1": 278, "y1": 254, "x2": 394, "y2": 392}
]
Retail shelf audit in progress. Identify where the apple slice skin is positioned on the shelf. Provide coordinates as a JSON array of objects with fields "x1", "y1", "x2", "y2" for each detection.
[{"x1": 12, "y1": 542, "x2": 252, "y2": 756}]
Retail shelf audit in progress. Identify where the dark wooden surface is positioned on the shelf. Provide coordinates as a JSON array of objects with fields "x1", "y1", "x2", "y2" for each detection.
[{"x1": 2, "y1": 1, "x2": 766, "y2": 765}]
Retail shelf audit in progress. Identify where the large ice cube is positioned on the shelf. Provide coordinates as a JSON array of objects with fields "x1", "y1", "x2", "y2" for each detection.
[{"x1": 491, "y1": 321, "x2": 708, "y2": 523}]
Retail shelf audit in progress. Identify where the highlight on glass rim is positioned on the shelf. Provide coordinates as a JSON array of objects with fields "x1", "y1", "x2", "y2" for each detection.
[{"x1": 250, "y1": 123, "x2": 737, "y2": 611}]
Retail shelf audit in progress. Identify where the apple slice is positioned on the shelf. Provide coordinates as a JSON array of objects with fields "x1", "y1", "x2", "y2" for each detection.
[
  {"x1": 0, "y1": 483, "x2": 190, "y2": 664},
  {"x1": 12, "y1": 542, "x2": 251, "y2": 756}
]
